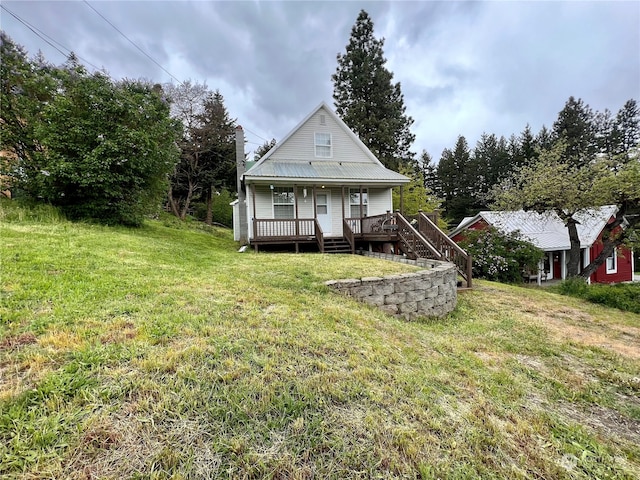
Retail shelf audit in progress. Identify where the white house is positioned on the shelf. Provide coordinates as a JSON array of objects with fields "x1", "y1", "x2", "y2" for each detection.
[{"x1": 232, "y1": 102, "x2": 410, "y2": 252}]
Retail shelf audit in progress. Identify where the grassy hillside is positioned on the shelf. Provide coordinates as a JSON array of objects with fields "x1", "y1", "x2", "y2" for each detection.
[{"x1": 1, "y1": 200, "x2": 639, "y2": 479}]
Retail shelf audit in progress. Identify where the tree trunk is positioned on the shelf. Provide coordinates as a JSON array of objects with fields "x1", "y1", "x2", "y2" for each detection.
[
  {"x1": 179, "y1": 181, "x2": 195, "y2": 220},
  {"x1": 565, "y1": 217, "x2": 582, "y2": 277},
  {"x1": 167, "y1": 185, "x2": 181, "y2": 218}
]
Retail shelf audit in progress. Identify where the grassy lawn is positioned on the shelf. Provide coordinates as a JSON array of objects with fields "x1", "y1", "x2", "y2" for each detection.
[{"x1": 1, "y1": 201, "x2": 639, "y2": 479}]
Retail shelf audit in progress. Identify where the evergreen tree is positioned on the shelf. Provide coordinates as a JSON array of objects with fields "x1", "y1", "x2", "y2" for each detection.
[
  {"x1": 536, "y1": 125, "x2": 553, "y2": 151},
  {"x1": 552, "y1": 96, "x2": 597, "y2": 166},
  {"x1": 254, "y1": 138, "x2": 277, "y2": 160},
  {"x1": 613, "y1": 99, "x2": 640, "y2": 158},
  {"x1": 196, "y1": 90, "x2": 237, "y2": 225},
  {"x1": 332, "y1": 9, "x2": 415, "y2": 171},
  {"x1": 418, "y1": 150, "x2": 441, "y2": 199},
  {"x1": 594, "y1": 108, "x2": 616, "y2": 156},
  {"x1": 518, "y1": 124, "x2": 538, "y2": 168},
  {"x1": 437, "y1": 136, "x2": 474, "y2": 224}
]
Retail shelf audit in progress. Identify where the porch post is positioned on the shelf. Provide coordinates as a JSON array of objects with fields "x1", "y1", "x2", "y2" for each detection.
[
  {"x1": 400, "y1": 185, "x2": 404, "y2": 216},
  {"x1": 294, "y1": 184, "x2": 299, "y2": 238},
  {"x1": 251, "y1": 184, "x2": 257, "y2": 241},
  {"x1": 313, "y1": 186, "x2": 317, "y2": 220},
  {"x1": 561, "y1": 250, "x2": 567, "y2": 279}
]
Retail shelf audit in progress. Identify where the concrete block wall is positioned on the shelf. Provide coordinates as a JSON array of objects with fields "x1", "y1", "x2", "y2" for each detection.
[{"x1": 325, "y1": 253, "x2": 458, "y2": 320}]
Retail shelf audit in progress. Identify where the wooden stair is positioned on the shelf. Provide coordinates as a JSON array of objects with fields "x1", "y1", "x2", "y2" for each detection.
[{"x1": 323, "y1": 238, "x2": 352, "y2": 254}]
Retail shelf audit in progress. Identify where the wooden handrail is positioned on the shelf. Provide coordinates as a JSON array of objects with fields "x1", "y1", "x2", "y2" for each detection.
[
  {"x1": 417, "y1": 211, "x2": 472, "y2": 288},
  {"x1": 315, "y1": 219, "x2": 324, "y2": 253},
  {"x1": 343, "y1": 219, "x2": 355, "y2": 254},
  {"x1": 395, "y1": 214, "x2": 443, "y2": 260}
]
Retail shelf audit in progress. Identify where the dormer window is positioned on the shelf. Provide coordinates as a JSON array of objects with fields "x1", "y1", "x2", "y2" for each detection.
[{"x1": 315, "y1": 133, "x2": 332, "y2": 158}]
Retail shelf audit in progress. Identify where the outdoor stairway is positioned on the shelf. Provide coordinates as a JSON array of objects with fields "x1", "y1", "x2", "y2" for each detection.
[{"x1": 323, "y1": 238, "x2": 352, "y2": 254}]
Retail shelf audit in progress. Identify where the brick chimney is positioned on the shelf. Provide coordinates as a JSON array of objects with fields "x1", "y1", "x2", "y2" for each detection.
[{"x1": 235, "y1": 125, "x2": 248, "y2": 244}]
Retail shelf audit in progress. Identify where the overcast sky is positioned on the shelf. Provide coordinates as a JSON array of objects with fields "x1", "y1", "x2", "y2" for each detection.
[{"x1": 2, "y1": 1, "x2": 639, "y2": 161}]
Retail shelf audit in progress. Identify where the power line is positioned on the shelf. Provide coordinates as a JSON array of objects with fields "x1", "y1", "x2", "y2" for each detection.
[
  {"x1": 243, "y1": 127, "x2": 271, "y2": 143},
  {"x1": 1, "y1": 4, "x2": 103, "y2": 71},
  {"x1": 82, "y1": 0, "x2": 182, "y2": 84}
]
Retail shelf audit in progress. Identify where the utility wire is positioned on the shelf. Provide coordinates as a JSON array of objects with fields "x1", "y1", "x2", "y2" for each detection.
[
  {"x1": 1, "y1": 4, "x2": 103, "y2": 71},
  {"x1": 244, "y1": 127, "x2": 272, "y2": 143},
  {"x1": 83, "y1": 0, "x2": 182, "y2": 84}
]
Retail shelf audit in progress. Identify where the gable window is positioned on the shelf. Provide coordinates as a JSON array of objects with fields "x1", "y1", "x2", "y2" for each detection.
[
  {"x1": 273, "y1": 186, "x2": 294, "y2": 219},
  {"x1": 315, "y1": 133, "x2": 332, "y2": 158},
  {"x1": 349, "y1": 188, "x2": 368, "y2": 217},
  {"x1": 605, "y1": 248, "x2": 617, "y2": 274}
]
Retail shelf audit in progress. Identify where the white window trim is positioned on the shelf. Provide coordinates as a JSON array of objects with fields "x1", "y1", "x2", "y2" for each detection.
[
  {"x1": 272, "y1": 186, "x2": 295, "y2": 219},
  {"x1": 349, "y1": 188, "x2": 368, "y2": 218},
  {"x1": 314, "y1": 132, "x2": 332, "y2": 158},
  {"x1": 605, "y1": 248, "x2": 617, "y2": 274}
]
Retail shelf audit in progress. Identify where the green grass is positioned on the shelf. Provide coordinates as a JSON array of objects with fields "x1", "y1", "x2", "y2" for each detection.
[
  {"x1": 1, "y1": 199, "x2": 639, "y2": 479},
  {"x1": 553, "y1": 278, "x2": 640, "y2": 314}
]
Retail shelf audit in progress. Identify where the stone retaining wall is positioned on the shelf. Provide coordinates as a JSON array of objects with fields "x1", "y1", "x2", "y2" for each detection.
[{"x1": 325, "y1": 253, "x2": 457, "y2": 319}]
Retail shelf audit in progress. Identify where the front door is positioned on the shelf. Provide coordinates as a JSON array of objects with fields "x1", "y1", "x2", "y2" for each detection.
[{"x1": 316, "y1": 192, "x2": 332, "y2": 236}]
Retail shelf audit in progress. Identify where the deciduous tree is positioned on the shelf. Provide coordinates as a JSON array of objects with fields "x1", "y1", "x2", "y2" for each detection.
[
  {"x1": 1, "y1": 36, "x2": 181, "y2": 225},
  {"x1": 492, "y1": 142, "x2": 639, "y2": 279}
]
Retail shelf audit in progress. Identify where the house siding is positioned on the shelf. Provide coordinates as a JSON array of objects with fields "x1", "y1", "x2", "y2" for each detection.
[
  {"x1": 589, "y1": 242, "x2": 633, "y2": 283},
  {"x1": 270, "y1": 106, "x2": 373, "y2": 164}
]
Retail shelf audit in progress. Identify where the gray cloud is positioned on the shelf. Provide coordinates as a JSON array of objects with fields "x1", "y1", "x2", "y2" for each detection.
[{"x1": 3, "y1": 0, "x2": 639, "y2": 159}]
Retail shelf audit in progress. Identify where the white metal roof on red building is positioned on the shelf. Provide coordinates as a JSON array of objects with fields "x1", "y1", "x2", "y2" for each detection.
[{"x1": 451, "y1": 206, "x2": 618, "y2": 251}]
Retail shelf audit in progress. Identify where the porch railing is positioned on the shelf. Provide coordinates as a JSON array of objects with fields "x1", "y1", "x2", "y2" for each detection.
[
  {"x1": 416, "y1": 211, "x2": 473, "y2": 288},
  {"x1": 253, "y1": 218, "x2": 315, "y2": 239}
]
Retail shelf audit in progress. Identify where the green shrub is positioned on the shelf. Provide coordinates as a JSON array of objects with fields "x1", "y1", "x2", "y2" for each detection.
[
  {"x1": 191, "y1": 189, "x2": 233, "y2": 227},
  {"x1": 556, "y1": 280, "x2": 640, "y2": 314},
  {"x1": 458, "y1": 227, "x2": 545, "y2": 283},
  {"x1": 557, "y1": 277, "x2": 589, "y2": 296}
]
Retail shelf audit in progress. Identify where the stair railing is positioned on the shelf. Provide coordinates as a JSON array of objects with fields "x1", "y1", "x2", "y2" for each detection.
[
  {"x1": 314, "y1": 219, "x2": 324, "y2": 253},
  {"x1": 417, "y1": 211, "x2": 473, "y2": 288},
  {"x1": 342, "y1": 219, "x2": 356, "y2": 254},
  {"x1": 395, "y1": 213, "x2": 442, "y2": 260}
]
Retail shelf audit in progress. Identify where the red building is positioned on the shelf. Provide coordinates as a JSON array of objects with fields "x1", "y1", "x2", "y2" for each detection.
[{"x1": 449, "y1": 206, "x2": 634, "y2": 284}]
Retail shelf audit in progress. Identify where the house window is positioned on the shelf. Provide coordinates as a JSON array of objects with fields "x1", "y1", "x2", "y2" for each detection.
[
  {"x1": 315, "y1": 133, "x2": 332, "y2": 158},
  {"x1": 273, "y1": 186, "x2": 294, "y2": 219},
  {"x1": 605, "y1": 248, "x2": 617, "y2": 274},
  {"x1": 349, "y1": 188, "x2": 368, "y2": 217}
]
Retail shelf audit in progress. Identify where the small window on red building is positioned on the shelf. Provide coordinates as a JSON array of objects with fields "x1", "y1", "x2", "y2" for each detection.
[{"x1": 605, "y1": 248, "x2": 617, "y2": 274}]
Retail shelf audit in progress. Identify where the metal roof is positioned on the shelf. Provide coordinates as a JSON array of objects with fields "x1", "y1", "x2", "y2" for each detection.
[
  {"x1": 244, "y1": 160, "x2": 409, "y2": 184},
  {"x1": 451, "y1": 206, "x2": 618, "y2": 251}
]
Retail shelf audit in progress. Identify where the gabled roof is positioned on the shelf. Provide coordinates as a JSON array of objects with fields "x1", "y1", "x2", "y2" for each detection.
[
  {"x1": 244, "y1": 101, "x2": 409, "y2": 185},
  {"x1": 450, "y1": 206, "x2": 618, "y2": 251}
]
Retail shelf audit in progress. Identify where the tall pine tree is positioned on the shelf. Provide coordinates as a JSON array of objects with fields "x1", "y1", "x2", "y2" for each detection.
[{"x1": 332, "y1": 10, "x2": 415, "y2": 172}]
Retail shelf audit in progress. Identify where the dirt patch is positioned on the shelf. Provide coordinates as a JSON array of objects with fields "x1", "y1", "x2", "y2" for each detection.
[
  {"x1": 502, "y1": 294, "x2": 640, "y2": 360},
  {"x1": 0, "y1": 332, "x2": 37, "y2": 350},
  {"x1": 557, "y1": 401, "x2": 640, "y2": 444}
]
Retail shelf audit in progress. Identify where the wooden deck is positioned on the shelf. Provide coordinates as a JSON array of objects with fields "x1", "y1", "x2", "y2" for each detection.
[{"x1": 251, "y1": 211, "x2": 472, "y2": 287}]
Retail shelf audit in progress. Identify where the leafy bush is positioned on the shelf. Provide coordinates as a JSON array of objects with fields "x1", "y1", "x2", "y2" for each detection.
[
  {"x1": 192, "y1": 189, "x2": 233, "y2": 227},
  {"x1": 458, "y1": 227, "x2": 545, "y2": 283},
  {"x1": 556, "y1": 280, "x2": 640, "y2": 314},
  {"x1": 556, "y1": 277, "x2": 589, "y2": 297},
  {"x1": 1, "y1": 36, "x2": 181, "y2": 227}
]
